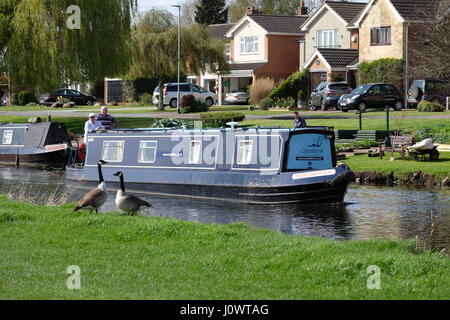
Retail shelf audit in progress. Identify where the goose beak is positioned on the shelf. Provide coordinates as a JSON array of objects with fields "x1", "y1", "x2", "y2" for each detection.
[{"x1": 113, "y1": 171, "x2": 122, "y2": 176}]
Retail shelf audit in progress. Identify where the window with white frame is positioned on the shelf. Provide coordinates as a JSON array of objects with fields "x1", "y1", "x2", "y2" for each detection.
[
  {"x1": 317, "y1": 29, "x2": 339, "y2": 48},
  {"x1": 237, "y1": 140, "x2": 253, "y2": 165},
  {"x1": 138, "y1": 141, "x2": 157, "y2": 163},
  {"x1": 2, "y1": 130, "x2": 13, "y2": 144},
  {"x1": 189, "y1": 140, "x2": 202, "y2": 164},
  {"x1": 226, "y1": 47, "x2": 231, "y2": 62},
  {"x1": 240, "y1": 36, "x2": 259, "y2": 54},
  {"x1": 102, "y1": 141, "x2": 124, "y2": 162}
]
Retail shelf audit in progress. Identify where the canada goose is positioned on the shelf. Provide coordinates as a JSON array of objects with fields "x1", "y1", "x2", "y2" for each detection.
[
  {"x1": 113, "y1": 171, "x2": 152, "y2": 215},
  {"x1": 73, "y1": 160, "x2": 108, "y2": 213}
]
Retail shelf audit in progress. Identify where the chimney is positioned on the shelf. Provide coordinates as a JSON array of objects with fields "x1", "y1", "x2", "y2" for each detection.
[
  {"x1": 297, "y1": 1, "x2": 308, "y2": 16},
  {"x1": 246, "y1": 6, "x2": 261, "y2": 15}
]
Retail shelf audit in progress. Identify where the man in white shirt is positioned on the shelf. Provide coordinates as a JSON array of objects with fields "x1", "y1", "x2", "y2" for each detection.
[{"x1": 84, "y1": 113, "x2": 104, "y2": 139}]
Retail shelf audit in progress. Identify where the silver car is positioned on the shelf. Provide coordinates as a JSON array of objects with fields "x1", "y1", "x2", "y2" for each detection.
[
  {"x1": 224, "y1": 90, "x2": 250, "y2": 105},
  {"x1": 154, "y1": 83, "x2": 217, "y2": 108}
]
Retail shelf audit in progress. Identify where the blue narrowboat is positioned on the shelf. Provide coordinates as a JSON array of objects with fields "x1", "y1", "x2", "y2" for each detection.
[
  {"x1": 66, "y1": 126, "x2": 355, "y2": 204},
  {"x1": 0, "y1": 121, "x2": 70, "y2": 167}
]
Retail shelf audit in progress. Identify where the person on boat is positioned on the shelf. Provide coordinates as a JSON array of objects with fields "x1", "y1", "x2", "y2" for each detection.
[
  {"x1": 96, "y1": 106, "x2": 118, "y2": 130},
  {"x1": 293, "y1": 111, "x2": 307, "y2": 128},
  {"x1": 84, "y1": 113, "x2": 104, "y2": 138}
]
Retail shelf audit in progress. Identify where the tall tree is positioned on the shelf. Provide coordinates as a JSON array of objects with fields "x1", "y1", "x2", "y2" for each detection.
[
  {"x1": 195, "y1": 0, "x2": 228, "y2": 25},
  {"x1": 1, "y1": 0, "x2": 137, "y2": 91},
  {"x1": 128, "y1": 9, "x2": 229, "y2": 110}
]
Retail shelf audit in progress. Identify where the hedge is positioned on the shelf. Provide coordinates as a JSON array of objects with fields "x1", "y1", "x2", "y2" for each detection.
[
  {"x1": 200, "y1": 112, "x2": 245, "y2": 128},
  {"x1": 357, "y1": 58, "x2": 404, "y2": 92},
  {"x1": 17, "y1": 91, "x2": 36, "y2": 106},
  {"x1": 417, "y1": 100, "x2": 444, "y2": 112},
  {"x1": 267, "y1": 68, "x2": 309, "y2": 102}
]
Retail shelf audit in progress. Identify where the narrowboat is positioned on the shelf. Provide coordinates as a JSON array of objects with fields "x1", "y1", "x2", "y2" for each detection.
[
  {"x1": 66, "y1": 127, "x2": 355, "y2": 204},
  {"x1": 0, "y1": 121, "x2": 70, "y2": 167}
]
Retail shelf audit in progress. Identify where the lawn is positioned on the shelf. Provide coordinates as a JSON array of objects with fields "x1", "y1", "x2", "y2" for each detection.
[
  {"x1": 0, "y1": 195, "x2": 448, "y2": 299},
  {"x1": 343, "y1": 152, "x2": 450, "y2": 180}
]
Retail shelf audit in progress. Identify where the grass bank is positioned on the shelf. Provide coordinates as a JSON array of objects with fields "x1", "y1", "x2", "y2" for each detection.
[{"x1": 0, "y1": 195, "x2": 448, "y2": 299}]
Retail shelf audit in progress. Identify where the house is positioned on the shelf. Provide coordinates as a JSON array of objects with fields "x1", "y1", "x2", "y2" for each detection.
[
  {"x1": 299, "y1": 0, "x2": 367, "y2": 89},
  {"x1": 354, "y1": 0, "x2": 444, "y2": 99},
  {"x1": 214, "y1": 6, "x2": 309, "y2": 103}
]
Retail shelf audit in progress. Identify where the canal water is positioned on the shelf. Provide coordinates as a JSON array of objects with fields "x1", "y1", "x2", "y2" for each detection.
[{"x1": 0, "y1": 165, "x2": 448, "y2": 248}]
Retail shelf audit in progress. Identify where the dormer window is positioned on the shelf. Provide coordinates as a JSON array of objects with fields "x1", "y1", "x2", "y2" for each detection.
[{"x1": 240, "y1": 36, "x2": 259, "y2": 54}]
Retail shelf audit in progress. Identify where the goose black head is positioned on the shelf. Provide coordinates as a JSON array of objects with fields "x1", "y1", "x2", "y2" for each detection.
[
  {"x1": 113, "y1": 171, "x2": 123, "y2": 177},
  {"x1": 98, "y1": 160, "x2": 108, "y2": 166}
]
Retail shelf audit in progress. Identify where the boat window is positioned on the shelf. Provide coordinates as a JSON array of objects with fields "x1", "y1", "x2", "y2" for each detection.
[
  {"x1": 102, "y1": 141, "x2": 124, "y2": 162},
  {"x1": 2, "y1": 130, "x2": 13, "y2": 144},
  {"x1": 138, "y1": 141, "x2": 157, "y2": 163},
  {"x1": 237, "y1": 140, "x2": 253, "y2": 165},
  {"x1": 189, "y1": 140, "x2": 202, "y2": 164}
]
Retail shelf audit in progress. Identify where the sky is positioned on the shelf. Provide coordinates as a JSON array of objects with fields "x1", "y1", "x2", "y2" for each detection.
[{"x1": 137, "y1": 0, "x2": 187, "y2": 14}]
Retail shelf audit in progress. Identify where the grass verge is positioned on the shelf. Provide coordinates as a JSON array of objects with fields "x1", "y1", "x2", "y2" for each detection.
[{"x1": 0, "y1": 195, "x2": 448, "y2": 299}]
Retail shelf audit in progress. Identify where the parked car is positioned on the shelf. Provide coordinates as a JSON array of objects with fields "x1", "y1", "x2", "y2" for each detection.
[
  {"x1": 407, "y1": 78, "x2": 450, "y2": 107},
  {"x1": 41, "y1": 89, "x2": 96, "y2": 106},
  {"x1": 338, "y1": 83, "x2": 403, "y2": 112},
  {"x1": 224, "y1": 89, "x2": 250, "y2": 105},
  {"x1": 154, "y1": 83, "x2": 217, "y2": 108},
  {"x1": 309, "y1": 82, "x2": 353, "y2": 111}
]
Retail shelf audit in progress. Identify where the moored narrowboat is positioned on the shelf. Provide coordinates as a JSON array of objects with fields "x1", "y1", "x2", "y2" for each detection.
[
  {"x1": 66, "y1": 126, "x2": 355, "y2": 204},
  {"x1": 0, "y1": 121, "x2": 70, "y2": 167}
]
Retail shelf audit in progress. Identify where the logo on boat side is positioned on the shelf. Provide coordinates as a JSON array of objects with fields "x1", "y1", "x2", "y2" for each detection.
[{"x1": 292, "y1": 169, "x2": 336, "y2": 180}]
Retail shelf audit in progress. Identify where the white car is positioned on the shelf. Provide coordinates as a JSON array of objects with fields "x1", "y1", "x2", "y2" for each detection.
[
  {"x1": 154, "y1": 83, "x2": 217, "y2": 108},
  {"x1": 224, "y1": 90, "x2": 250, "y2": 105}
]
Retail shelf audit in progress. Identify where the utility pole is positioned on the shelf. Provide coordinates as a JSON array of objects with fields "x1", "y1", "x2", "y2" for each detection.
[{"x1": 172, "y1": 4, "x2": 181, "y2": 114}]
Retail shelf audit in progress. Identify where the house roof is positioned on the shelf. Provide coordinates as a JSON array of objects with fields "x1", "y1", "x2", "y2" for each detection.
[
  {"x1": 209, "y1": 23, "x2": 235, "y2": 40},
  {"x1": 389, "y1": 0, "x2": 442, "y2": 21},
  {"x1": 305, "y1": 48, "x2": 359, "y2": 70},
  {"x1": 226, "y1": 14, "x2": 309, "y2": 37},
  {"x1": 300, "y1": 0, "x2": 367, "y2": 30}
]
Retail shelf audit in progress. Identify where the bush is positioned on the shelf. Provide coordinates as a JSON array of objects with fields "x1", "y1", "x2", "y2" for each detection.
[
  {"x1": 249, "y1": 77, "x2": 276, "y2": 106},
  {"x1": 152, "y1": 118, "x2": 194, "y2": 129},
  {"x1": 89, "y1": 80, "x2": 104, "y2": 99},
  {"x1": 357, "y1": 58, "x2": 404, "y2": 92},
  {"x1": 417, "y1": 100, "x2": 444, "y2": 112},
  {"x1": 139, "y1": 92, "x2": 152, "y2": 105},
  {"x1": 122, "y1": 78, "x2": 159, "y2": 102},
  {"x1": 10, "y1": 93, "x2": 18, "y2": 106},
  {"x1": 297, "y1": 90, "x2": 306, "y2": 102},
  {"x1": 415, "y1": 124, "x2": 450, "y2": 144},
  {"x1": 18, "y1": 91, "x2": 36, "y2": 106},
  {"x1": 259, "y1": 97, "x2": 275, "y2": 110},
  {"x1": 200, "y1": 112, "x2": 245, "y2": 128},
  {"x1": 179, "y1": 94, "x2": 209, "y2": 113},
  {"x1": 273, "y1": 97, "x2": 296, "y2": 109},
  {"x1": 268, "y1": 69, "x2": 309, "y2": 102}
]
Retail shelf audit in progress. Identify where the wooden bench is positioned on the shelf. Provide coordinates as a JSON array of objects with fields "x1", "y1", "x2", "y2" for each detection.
[{"x1": 379, "y1": 135, "x2": 416, "y2": 160}]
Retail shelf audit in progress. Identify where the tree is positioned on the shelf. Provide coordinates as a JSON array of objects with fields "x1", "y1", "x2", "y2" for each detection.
[
  {"x1": 408, "y1": 0, "x2": 450, "y2": 82},
  {"x1": 1, "y1": 0, "x2": 137, "y2": 91},
  {"x1": 228, "y1": 0, "x2": 321, "y2": 22},
  {"x1": 128, "y1": 9, "x2": 229, "y2": 110},
  {"x1": 195, "y1": 0, "x2": 228, "y2": 25}
]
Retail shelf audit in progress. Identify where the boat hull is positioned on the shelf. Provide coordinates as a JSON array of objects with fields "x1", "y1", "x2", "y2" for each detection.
[{"x1": 0, "y1": 149, "x2": 69, "y2": 167}]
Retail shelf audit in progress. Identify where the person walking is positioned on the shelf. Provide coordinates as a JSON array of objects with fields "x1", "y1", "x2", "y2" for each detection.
[{"x1": 293, "y1": 111, "x2": 307, "y2": 128}]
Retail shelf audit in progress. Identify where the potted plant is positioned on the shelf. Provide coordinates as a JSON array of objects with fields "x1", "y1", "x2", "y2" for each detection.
[{"x1": 297, "y1": 90, "x2": 307, "y2": 109}]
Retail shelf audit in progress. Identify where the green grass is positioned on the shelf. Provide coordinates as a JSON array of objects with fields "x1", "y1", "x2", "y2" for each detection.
[
  {"x1": 343, "y1": 153, "x2": 450, "y2": 180},
  {"x1": 0, "y1": 104, "x2": 155, "y2": 112},
  {"x1": 0, "y1": 195, "x2": 448, "y2": 299}
]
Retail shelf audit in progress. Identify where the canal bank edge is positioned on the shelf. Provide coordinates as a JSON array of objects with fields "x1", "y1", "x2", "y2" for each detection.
[{"x1": 353, "y1": 170, "x2": 450, "y2": 188}]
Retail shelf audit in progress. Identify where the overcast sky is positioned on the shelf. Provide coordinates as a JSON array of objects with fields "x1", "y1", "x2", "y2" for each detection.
[{"x1": 137, "y1": 0, "x2": 186, "y2": 14}]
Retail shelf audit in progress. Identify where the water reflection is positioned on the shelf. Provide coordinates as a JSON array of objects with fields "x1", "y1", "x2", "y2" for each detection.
[{"x1": 0, "y1": 165, "x2": 448, "y2": 247}]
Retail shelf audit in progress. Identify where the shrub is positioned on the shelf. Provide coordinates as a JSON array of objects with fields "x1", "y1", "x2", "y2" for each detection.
[
  {"x1": 268, "y1": 69, "x2": 309, "y2": 102},
  {"x1": 417, "y1": 100, "x2": 444, "y2": 112},
  {"x1": 139, "y1": 92, "x2": 152, "y2": 105},
  {"x1": 274, "y1": 97, "x2": 296, "y2": 109},
  {"x1": 152, "y1": 118, "x2": 194, "y2": 128},
  {"x1": 18, "y1": 91, "x2": 36, "y2": 106},
  {"x1": 357, "y1": 58, "x2": 404, "y2": 92},
  {"x1": 415, "y1": 124, "x2": 450, "y2": 144},
  {"x1": 180, "y1": 94, "x2": 209, "y2": 113},
  {"x1": 108, "y1": 100, "x2": 118, "y2": 106},
  {"x1": 10, "y1": 93, "x2": 18, "y2": 106},
  {"x1": 259, "y1": 97, "x2": 275, "y2": 110},
  {"x1": 89, "y1": 80, "x2": 104, "y2": 99},
  {"x1": 122, "y1": 78, "x2": 159, "y2": 102},
  {"x1": 200, "y1": 112, "x2": 245, "y2": 128},
  {"x1": 297, "y1": 90, "x2": 306, "y2": 102},
  {"x1": 249, "y1": 77, "x2": 276, "y2": 106}
]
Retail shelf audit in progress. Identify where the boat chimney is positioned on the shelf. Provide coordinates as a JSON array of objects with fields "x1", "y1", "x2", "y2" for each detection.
[{"x1": 226, "y1": 121, "x2": 239, "y2": 129}]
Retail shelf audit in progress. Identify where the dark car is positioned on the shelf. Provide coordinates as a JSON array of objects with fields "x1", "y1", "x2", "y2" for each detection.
[
  {"x1": 338, "y1": 83, "x2": 403, "y2": 112},
  {"x1": 407, "y1": 79, "x2": 450, "y2": 107},
  {"x1": 309, "y1": 82, "x2": 353, "y2": 111},
  {"x1": 42, "y1": 88, "x2": 96, "y2": 106}
]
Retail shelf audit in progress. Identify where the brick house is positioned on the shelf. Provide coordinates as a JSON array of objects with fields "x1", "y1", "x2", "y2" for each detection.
[{"x1": 299, "y1": 0, "x2": 367, "y2": 89}]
